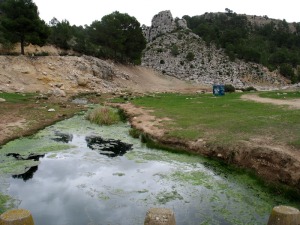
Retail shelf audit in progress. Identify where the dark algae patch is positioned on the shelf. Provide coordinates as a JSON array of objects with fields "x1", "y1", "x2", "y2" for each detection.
[
  {"x1": 51, "y1": 131, "x2": 73, "y2": 143},
  {"x1": 12, "y1": 166, "x2": 38, "y2": 181},
  {"x1": 86, "y1": 135, "x2": 133, "y2": 157}
]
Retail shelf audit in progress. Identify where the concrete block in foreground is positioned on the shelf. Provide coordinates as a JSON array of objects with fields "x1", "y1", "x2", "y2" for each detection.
[
  {"x1": 144, "y1": 208, "x2": 176, "y2": 225},
  {"x1": 267, "y1": 205, "x2": 300, "y2": 225},
  {"x1": 0, "y1": 209, "x2": 34, "y2": 225}
]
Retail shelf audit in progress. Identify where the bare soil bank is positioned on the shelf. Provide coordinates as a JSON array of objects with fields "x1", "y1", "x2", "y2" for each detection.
[
  {"x1": 0, "y1": 97, "x2": 84, "y2": 146},
  {"x1": 117, "y1": 102, "x2": 300, "y2": 192}
]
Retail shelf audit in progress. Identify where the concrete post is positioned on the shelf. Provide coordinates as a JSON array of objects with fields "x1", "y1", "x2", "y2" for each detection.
[
  {"x1": 0, "y1": 209, "x2": 34, "y2": 225},
  {"x1": 144, "y1": 208, "x2": 176, "y2": 225},
  {"x1": 267, "y1": 205, "x2": 300, "y2": 225}
]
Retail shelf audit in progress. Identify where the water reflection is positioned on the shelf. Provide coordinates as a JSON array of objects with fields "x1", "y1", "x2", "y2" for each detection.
[
  {"x1": 6, "y1": 153, "x2": 45, "y2": 161},
  {"x1": 7, "y1": 153, "x2": 44, "y2": 181},
  {"x1": 4, "y1": 115, "x2": 298, "y2": 225},
  {"x1": 12, "y1": 166, "x2": 38, "y2": 181},
  {"x1": 85, "y1": 135, "x2": 133, "y2": 157}
]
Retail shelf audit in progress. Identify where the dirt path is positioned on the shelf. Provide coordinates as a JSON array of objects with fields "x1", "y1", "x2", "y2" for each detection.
[{"x1": 241, "y1": 93, "x2": 300, "y2": 109}]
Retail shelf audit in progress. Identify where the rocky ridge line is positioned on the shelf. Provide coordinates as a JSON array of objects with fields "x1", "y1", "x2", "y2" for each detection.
[{"x1": 141, "y1": 10, "x2": 289, "y2": 89}]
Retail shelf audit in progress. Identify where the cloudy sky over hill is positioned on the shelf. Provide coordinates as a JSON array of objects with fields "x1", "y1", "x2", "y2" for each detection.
[{"x1": 34, "y1": 0, "x2": 299, "y2": 26}]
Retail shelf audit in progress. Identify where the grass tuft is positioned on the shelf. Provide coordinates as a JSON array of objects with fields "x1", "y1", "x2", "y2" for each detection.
[{"x1": 86, "y1": 106, "x2": 120, "y2": 125}]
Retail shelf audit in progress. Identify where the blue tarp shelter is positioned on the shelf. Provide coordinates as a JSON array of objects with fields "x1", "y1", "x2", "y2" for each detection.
[{"x1": 213, "y1": 85, "x2": 225, "y2": 96}]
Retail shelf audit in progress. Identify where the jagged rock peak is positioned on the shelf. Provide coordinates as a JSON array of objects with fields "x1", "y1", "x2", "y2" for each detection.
[{"x1": 142, "y1": 10, "x2": 188, "y2": 42}]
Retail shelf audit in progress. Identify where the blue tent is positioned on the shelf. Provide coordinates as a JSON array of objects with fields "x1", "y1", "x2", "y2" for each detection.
[{"x1": 213, "y1": 85, "x2": 225, "y2": 96}]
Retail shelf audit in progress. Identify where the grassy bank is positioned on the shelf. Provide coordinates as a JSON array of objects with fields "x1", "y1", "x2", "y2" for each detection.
[
  {"x1": 130, "y1": 92, "x2": 300, "y2": 148},
  {"x1": 0, "y1": 93, "x2": 85, "y2": 146}
]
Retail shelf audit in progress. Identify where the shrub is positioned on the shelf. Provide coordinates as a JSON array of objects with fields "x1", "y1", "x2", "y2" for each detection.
[
  {"x1": 86, "y1": 106, "x2": 120, "y2": 125},
  {"x1": 177, "y1": 33, "x2": 183, "y2": 40},
  {"x1": 33, "y1": 51, "x2": 49, "y2": 56},
  {"x1": 171, "y1": 45, "x2": 179, "y2": 56},
  {"x1": 242, "y1": 86, "x2": 257, "y2": 92},
  {"x1": 186, "y1": 52, "x2": 195, "y2": 61},
  {"x1": 224, "y1": 84, "x2": 236, "y2": 93},
  {"x1": 160, "y1": 59, "x2": 165, "y2": 64}
]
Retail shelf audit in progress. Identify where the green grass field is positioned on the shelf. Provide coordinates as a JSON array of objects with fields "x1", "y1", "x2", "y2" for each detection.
[{"x1": 130, "y1": 92, "x2": 300, "y2": 148}]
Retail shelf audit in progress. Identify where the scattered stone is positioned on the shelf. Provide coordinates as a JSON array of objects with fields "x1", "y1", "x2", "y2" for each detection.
[
  {"x1": 72, "y1": 98, "x2": 88, "y2": 105},
  {"x1": 21, "y1": 69, "x2": 30, "y2": 74},
  {"x1": 48, "y1": 108, "x2": 55, "y2": 112},
  {"x1": 52, "y1": 88, "x2": 66, "y2": 97},
  {"x1": 0, "y1": 98, "x2": 6, "y2": 102},
  {"x1": 144, "y1": 208, "x2": 176, "y2": 225},
  {"x1": 55, "y1": 83, "x2": 64, "y2": 88},
  {"x1": 77, "y1": 77, "x2": 89, "y2": 86}
]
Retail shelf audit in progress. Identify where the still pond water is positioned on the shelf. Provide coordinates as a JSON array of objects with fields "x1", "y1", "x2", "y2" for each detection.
[{"x1": 1, "y1": 115, "x2": 298, "y2": 225}]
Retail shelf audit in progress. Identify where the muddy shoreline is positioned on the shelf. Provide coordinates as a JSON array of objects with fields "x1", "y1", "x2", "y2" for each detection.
[{"x1": 116, "y1": 103, "x2": 300, "y2": 193}]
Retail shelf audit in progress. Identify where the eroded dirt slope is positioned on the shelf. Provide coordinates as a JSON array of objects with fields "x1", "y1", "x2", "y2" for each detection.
[{"x1": 0, "y1": 55, "x2": 207, "y2": 95}]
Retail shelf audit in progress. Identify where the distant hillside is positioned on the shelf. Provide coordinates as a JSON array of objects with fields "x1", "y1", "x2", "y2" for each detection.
[
  {"x1": 183, "y1": 12, "x2": 300, "y2": 83},
  {"x1": 142, "y1": 11, "x2": 292, "y2": 89}
]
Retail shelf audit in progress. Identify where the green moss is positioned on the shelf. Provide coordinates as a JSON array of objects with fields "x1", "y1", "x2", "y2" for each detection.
[
  {"x1": 0, "y1": 193, "x2": 14, "y2": 214},
  {"x1": 0, "y1": 128, "x2": 73, "y2": 177},
  {"x1": 137, "y1": 189, "x2": 149, "y2": 194},
  {"x1": 113, "y1": 173, "x2": 125, "y2": 176},
  {"x1": 0, "y1": 160, "x2": 40, "y2": 175},
  {"x1": 129, "y1": 128, "x2": 141, "y2": 139},
  {"x1": 97, "y1": 192, "x2": 110, "y2": 201},
  {"x1": 171, "y1": 171, "x2": 212, "y2": 186},
  {"x1": 156, "y1": 190, "x2": 183, "y2": 204}
]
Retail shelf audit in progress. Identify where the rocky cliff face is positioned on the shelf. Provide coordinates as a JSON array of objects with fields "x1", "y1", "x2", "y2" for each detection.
[
  {"x1": 142, "y1": 10, "x2": 188, "y2": 42},
  {"x1": 142, "y1": 11, "x2": 288, "y2": 88}
]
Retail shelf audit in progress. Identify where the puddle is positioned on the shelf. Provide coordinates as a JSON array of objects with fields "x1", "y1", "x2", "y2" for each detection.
[{"x1": 0, "y1": 115, "x2": 299, "y2": 225}]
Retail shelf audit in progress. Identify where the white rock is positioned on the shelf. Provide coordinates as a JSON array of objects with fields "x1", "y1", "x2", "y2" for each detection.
[{"x1": 48, "y1": 108, "x2": 55, "y2": 112}]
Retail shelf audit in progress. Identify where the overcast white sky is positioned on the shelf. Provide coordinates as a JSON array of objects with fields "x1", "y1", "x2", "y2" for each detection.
[{"x1": 33, "y1": 0, "x2": 299, "y2": 26}]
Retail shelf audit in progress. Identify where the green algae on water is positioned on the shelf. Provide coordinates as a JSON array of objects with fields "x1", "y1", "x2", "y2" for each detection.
[
  {"x1": 156, "y1": 190, "x2": 183, "y2": 204},
  {"x1": 0, "y1": 193, "x2": 15, "y2": 214},
  {"x1": 0, "y1": 135, "x2": 72, "y2": 176}
]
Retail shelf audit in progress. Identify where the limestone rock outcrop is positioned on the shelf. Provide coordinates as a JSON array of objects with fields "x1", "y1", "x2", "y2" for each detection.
[
  {"x1": 142, "y1": 11, "x2": 289, "y2": 89},
  {"x1": 142, "y1": 10, "x2": 188, "y2": 42}
]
